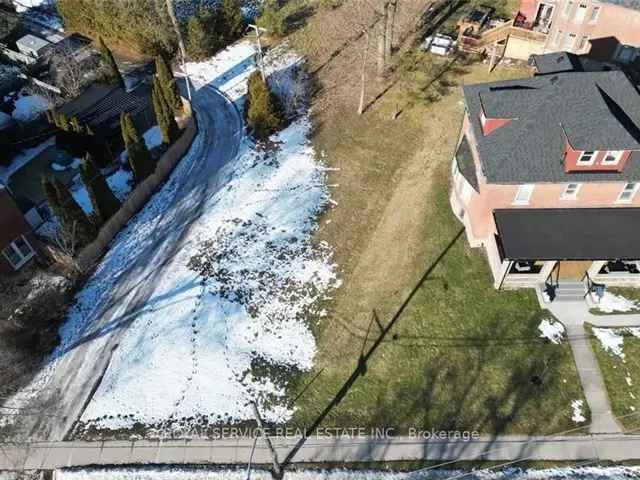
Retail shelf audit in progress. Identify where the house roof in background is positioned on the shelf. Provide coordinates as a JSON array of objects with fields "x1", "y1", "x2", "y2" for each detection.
[
  {"x1": 529, "y1": 52, "x2": 585, "y2": 75},
  {"x1": 59, "y1": 82, "x2": 152, "y2": 134},
  {"x1": 464, "y1": 71, "x2": 640, "y2": 183},
  {"x1": 16, "y1": 34, "x2": 50, "y2": 52},
  {"x1": 494, "y1": 208, "x2": 640, "y2": 260}
]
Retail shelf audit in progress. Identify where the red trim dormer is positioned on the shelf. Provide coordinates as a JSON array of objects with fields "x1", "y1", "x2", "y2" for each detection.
[
  {"x1": 480, "y1": 109, "x2": 512, "y2": 136},
  {"x1": 563, "y1": 140, "x2": 632, "y2": 173}
]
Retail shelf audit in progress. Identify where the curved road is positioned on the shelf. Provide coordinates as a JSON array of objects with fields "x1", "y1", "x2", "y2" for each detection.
[{"x1": 3, "y1": 85, "x2": 243, "y2": 442}]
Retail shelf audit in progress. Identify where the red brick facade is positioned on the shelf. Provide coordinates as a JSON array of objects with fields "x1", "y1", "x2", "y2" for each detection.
[{"x1": 0, "y1": 188, "x2": 36, "y2": 274}]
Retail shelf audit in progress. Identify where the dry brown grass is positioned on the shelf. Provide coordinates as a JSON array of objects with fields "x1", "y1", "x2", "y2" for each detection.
[{"x1": 282, "y1": 1, "x2": 586, "y2": 434}]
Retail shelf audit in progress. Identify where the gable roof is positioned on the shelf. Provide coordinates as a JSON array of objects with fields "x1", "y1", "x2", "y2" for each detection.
[
  {"x1": 463, "y1": 71, "x2": 640, "y2": 184},
  {"x1": 494, "y1": 208, "x2": 640, "y2": 260},
  {"x1": 529, "y1": 52, "x2": 585, "y2": 75}
]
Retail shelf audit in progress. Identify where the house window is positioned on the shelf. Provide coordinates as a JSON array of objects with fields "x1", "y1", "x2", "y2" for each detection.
[
  {"x1": 577, "y1": 150, "x2": 596, "y2": 165},
  {"x1": 602, "y1": 150, "x2": 624, "y2": 165},
  {"x1": 564, "y1": 0, "x2": 574, "y2": 16},
  {"x1": 589, "y1": 5, "x2": 601, "y2": 22},
  {"x1": 617, "y1": 182, "x2": 639, "y2": 203},
  {"x1": 1, "y1": 235, "x2": 35, "y2": 270},
  {"x1": 575, "y1": 3, "x2": 587, "y2": 22},
  {"x1": 577, "y1": 35, "x2": 589, "y2": 51},
  {"x1": 554, "y1": 29, "x2": 564, "y2": 45},
  {"x1": 561, "y1": 183, "x2": 581, "y2": 199},
  {"x1": 564, "y1": 32, "x2": 577, "y2": 50},
  {"x1": 514, "y1": 184, "x2": 535, "y2": 205}
]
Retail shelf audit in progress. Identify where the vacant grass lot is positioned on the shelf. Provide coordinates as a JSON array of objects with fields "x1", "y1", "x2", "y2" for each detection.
[
  {"x1": 287, "y1": 15, "x2": 587, "y2": 431},
  {"x1": 588, "y1": 326, "x2": 640, "y2": 431}
]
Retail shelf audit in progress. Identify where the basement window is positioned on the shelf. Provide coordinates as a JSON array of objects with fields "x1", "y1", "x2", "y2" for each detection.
[{"x1": 577, "y1": 150, "x2": 596, "y2": 165}]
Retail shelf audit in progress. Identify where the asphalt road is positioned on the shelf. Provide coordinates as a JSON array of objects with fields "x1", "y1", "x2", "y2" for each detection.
[
  {"x1": 2, "y1": 85, "x2": 243, "y2": 443},
  {"x1": 2, "y1": 435, "x2": 640, "y2": 470}
]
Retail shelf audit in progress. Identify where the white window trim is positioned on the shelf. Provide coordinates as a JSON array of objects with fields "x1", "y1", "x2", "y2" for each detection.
[
  {"x1": 513, "y1": 184, "x2": 535, "y2": 205},
  {"x1": 574, "y1": 4, "x2": 587, "y2": 23},
  {"x1": 565, "y1": 33, "x2": 577, "y2": 50},
  {"x1": 1, "y1": 235, "x2": 35, "y2": 270},
  {"x1": 554, "y1": 29, "x2": 563, "y2": 45},
  {"x1": 577, "y1": 150, "x2": 597, "y2": 165},
  {"x1": 601, "y1": 150, "x2": 624, "y2": 165},
  {"x1": 616, "y1": 183, "x2": 640, "y2": 204},
  {"x1": 589, "y1": 5, "x2": 601, "y2": 23},
  {"x1": 561, "y1": 183, "x2": 582, "y2": 200},
  {"x1": 577, "y1": 35, "x2": 589, "y2": 51},
  {"x1": 563, "y1": 0, "x2": 573, "y2": 17}
]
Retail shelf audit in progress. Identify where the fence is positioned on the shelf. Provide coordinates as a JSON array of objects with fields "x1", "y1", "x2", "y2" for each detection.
[{"x1": 75, "y1": 109, "x2": 198, "y2": 272}]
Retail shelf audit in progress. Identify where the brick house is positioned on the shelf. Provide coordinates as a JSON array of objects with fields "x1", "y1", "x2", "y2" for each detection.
[
  {"x1": 459, "y1": 0, "x2": 640, "y2": 63},
  {"x1": 450, "y1": 70, "x2": 640, "y2": 290},
  {"x1": 0, "y1": 186, "x2": 38, "y2": 274}
]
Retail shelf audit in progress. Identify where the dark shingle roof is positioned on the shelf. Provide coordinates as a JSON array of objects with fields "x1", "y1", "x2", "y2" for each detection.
[
  {"x1": 455, "y1": 136, "x2": 479, "y2": 192},
  {"x1": 495, "y1": 208, "x2": 640, "y2": 260},
  {"x1": 464, "y1": 71, "x2": 640, "y2": 184},
  {"x1": 529, "y1": 52, "x2": 585, "y2": 75},
  {"x1": 600, "y1": 0, "x2": 640, "y2": 10}
]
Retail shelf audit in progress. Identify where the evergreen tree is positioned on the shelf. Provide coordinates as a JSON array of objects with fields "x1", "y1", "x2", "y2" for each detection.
[
  {"x1": 155, "y1": 56, "x2": 182, "y2": 113},
  {"x1": 80, "y1": 153, "x2": 120, "y2": 223},
  {"x1": 44, "y1": 176, "x2": 95, "y2": 246},
  {"x1": 98, "y1": 36, "x2": 125, "y2": 89},
  {"x1": 120, "y1": 112, "x2": 154, "y2": 183},
  {"x1": 42, "y1": 176, "x2": 63, "y2": 222},
  {"x1": 245, "y1": 71, "x2": 283, "y2": 140},
  {"x1": 55, "y1": 111, "x2": 71, "y2": 131},
  {"x1": 257, "y1": 0, "x2": 287, "y2": 38},
  {"x1": 152, "y1": 78, "x2": 180, "y2": 145},
  {"x1": 221, "y1": 0, "x2": 245, "y2": 41},
  {"x1": 186, "y1": 11, "x2": 211, "y2": 61}
]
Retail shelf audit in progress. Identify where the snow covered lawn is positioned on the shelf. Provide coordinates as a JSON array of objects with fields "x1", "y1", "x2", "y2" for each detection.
[
  {"x1": 591, "y1": 291, "x2": 640, "y2": 314},
  {"x1": 538, "y1": 318, "x2": 565, "y2": 344},
  {"x1": 75, "y1": 42, "x2": 338, "y2": 435},
  {"x1": 54, "y1": 466, "x2": 640, "y2": 480},
  {"x1": 1, "y1": 41, "x2": 339, "y2": 438}
]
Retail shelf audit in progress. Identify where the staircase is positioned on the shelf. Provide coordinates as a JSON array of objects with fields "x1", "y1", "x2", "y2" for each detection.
[{"x1": 550, "y1": 281, "x2": 587, "y2": 302}]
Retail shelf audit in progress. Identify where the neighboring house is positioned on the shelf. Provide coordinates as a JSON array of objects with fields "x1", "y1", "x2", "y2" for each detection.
[
  {"x1": 0, "y1": 186, "x2": 38, "y2": 273},
  {"x1": 450, "y1": 70, "x2": 640, "y2": 290},
  {"x1": 15, "y1": 33, "x2": 50, "y2": 59},
  {"x1": 459, "y1": 0, "x2": 640, "y2": 63},
  {"x1": 58, "y1": 82, "x2": 155, "y2": 144}
]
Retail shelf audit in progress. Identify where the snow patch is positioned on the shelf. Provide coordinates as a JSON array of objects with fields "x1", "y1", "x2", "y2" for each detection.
[
  {"x1": 538, "y1": 319, "x2": 565, "y2": 344},
  {"x1": 595, "y1": 291, "x2": 639, "y2": 313},
  {"x1": 54, "y1": 466, "x2": 640, "y2": 480},
  {"x1": 571, "y1": 399, "x2": 586, "y2": 423},
  {"x1": 0, "y1": 137, "x2": 55, "y2": 184},
  {"x1": 12, "y1": 91, "x2": 50, "y2": 122},
  {"x1": 592, "y1": 328, "x2": 626, "y2": 359},
  {"x1": 72, "y1": 169, "x2": 133, "y2": 215}
]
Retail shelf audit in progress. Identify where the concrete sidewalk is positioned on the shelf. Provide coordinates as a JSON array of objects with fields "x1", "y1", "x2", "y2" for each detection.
[
  {"x1": 2, "y1": 435, "x2": 640, "y2": 470},
  {"x1": 544, "y1": 295, "x2": 640, "y2": 434}
]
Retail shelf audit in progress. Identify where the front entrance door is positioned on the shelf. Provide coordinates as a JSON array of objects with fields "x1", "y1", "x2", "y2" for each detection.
[{"x1": 555, "y1": 261, "x2": 593, "y2": 281}]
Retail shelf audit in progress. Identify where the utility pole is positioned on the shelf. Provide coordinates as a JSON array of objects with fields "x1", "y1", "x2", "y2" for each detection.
[
  {"x1": 248, "y1": 24, "x2": 267, "y2": 81},
  {"x1": 251, "y1": 401, "x2": 282, "y2": 480},
  {"x1": 165, "y1": 0, "x2": 192, "y2": 101}
]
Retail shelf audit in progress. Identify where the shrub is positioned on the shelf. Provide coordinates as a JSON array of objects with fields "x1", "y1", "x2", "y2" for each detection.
[{"x1": 245, "y1": 71, "x2": 284, "y2": 140}]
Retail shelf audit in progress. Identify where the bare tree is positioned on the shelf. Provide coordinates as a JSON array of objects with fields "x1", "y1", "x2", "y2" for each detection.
[
  {"x1": 46, "y1": 42, "x2": 97, "y2": 99},
  {"x1": 376, "y1": 0, "x2": 389, "y2": 78},
  {"x1": 385, "y1": 0, "x2": 397, "y2": 60}
]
